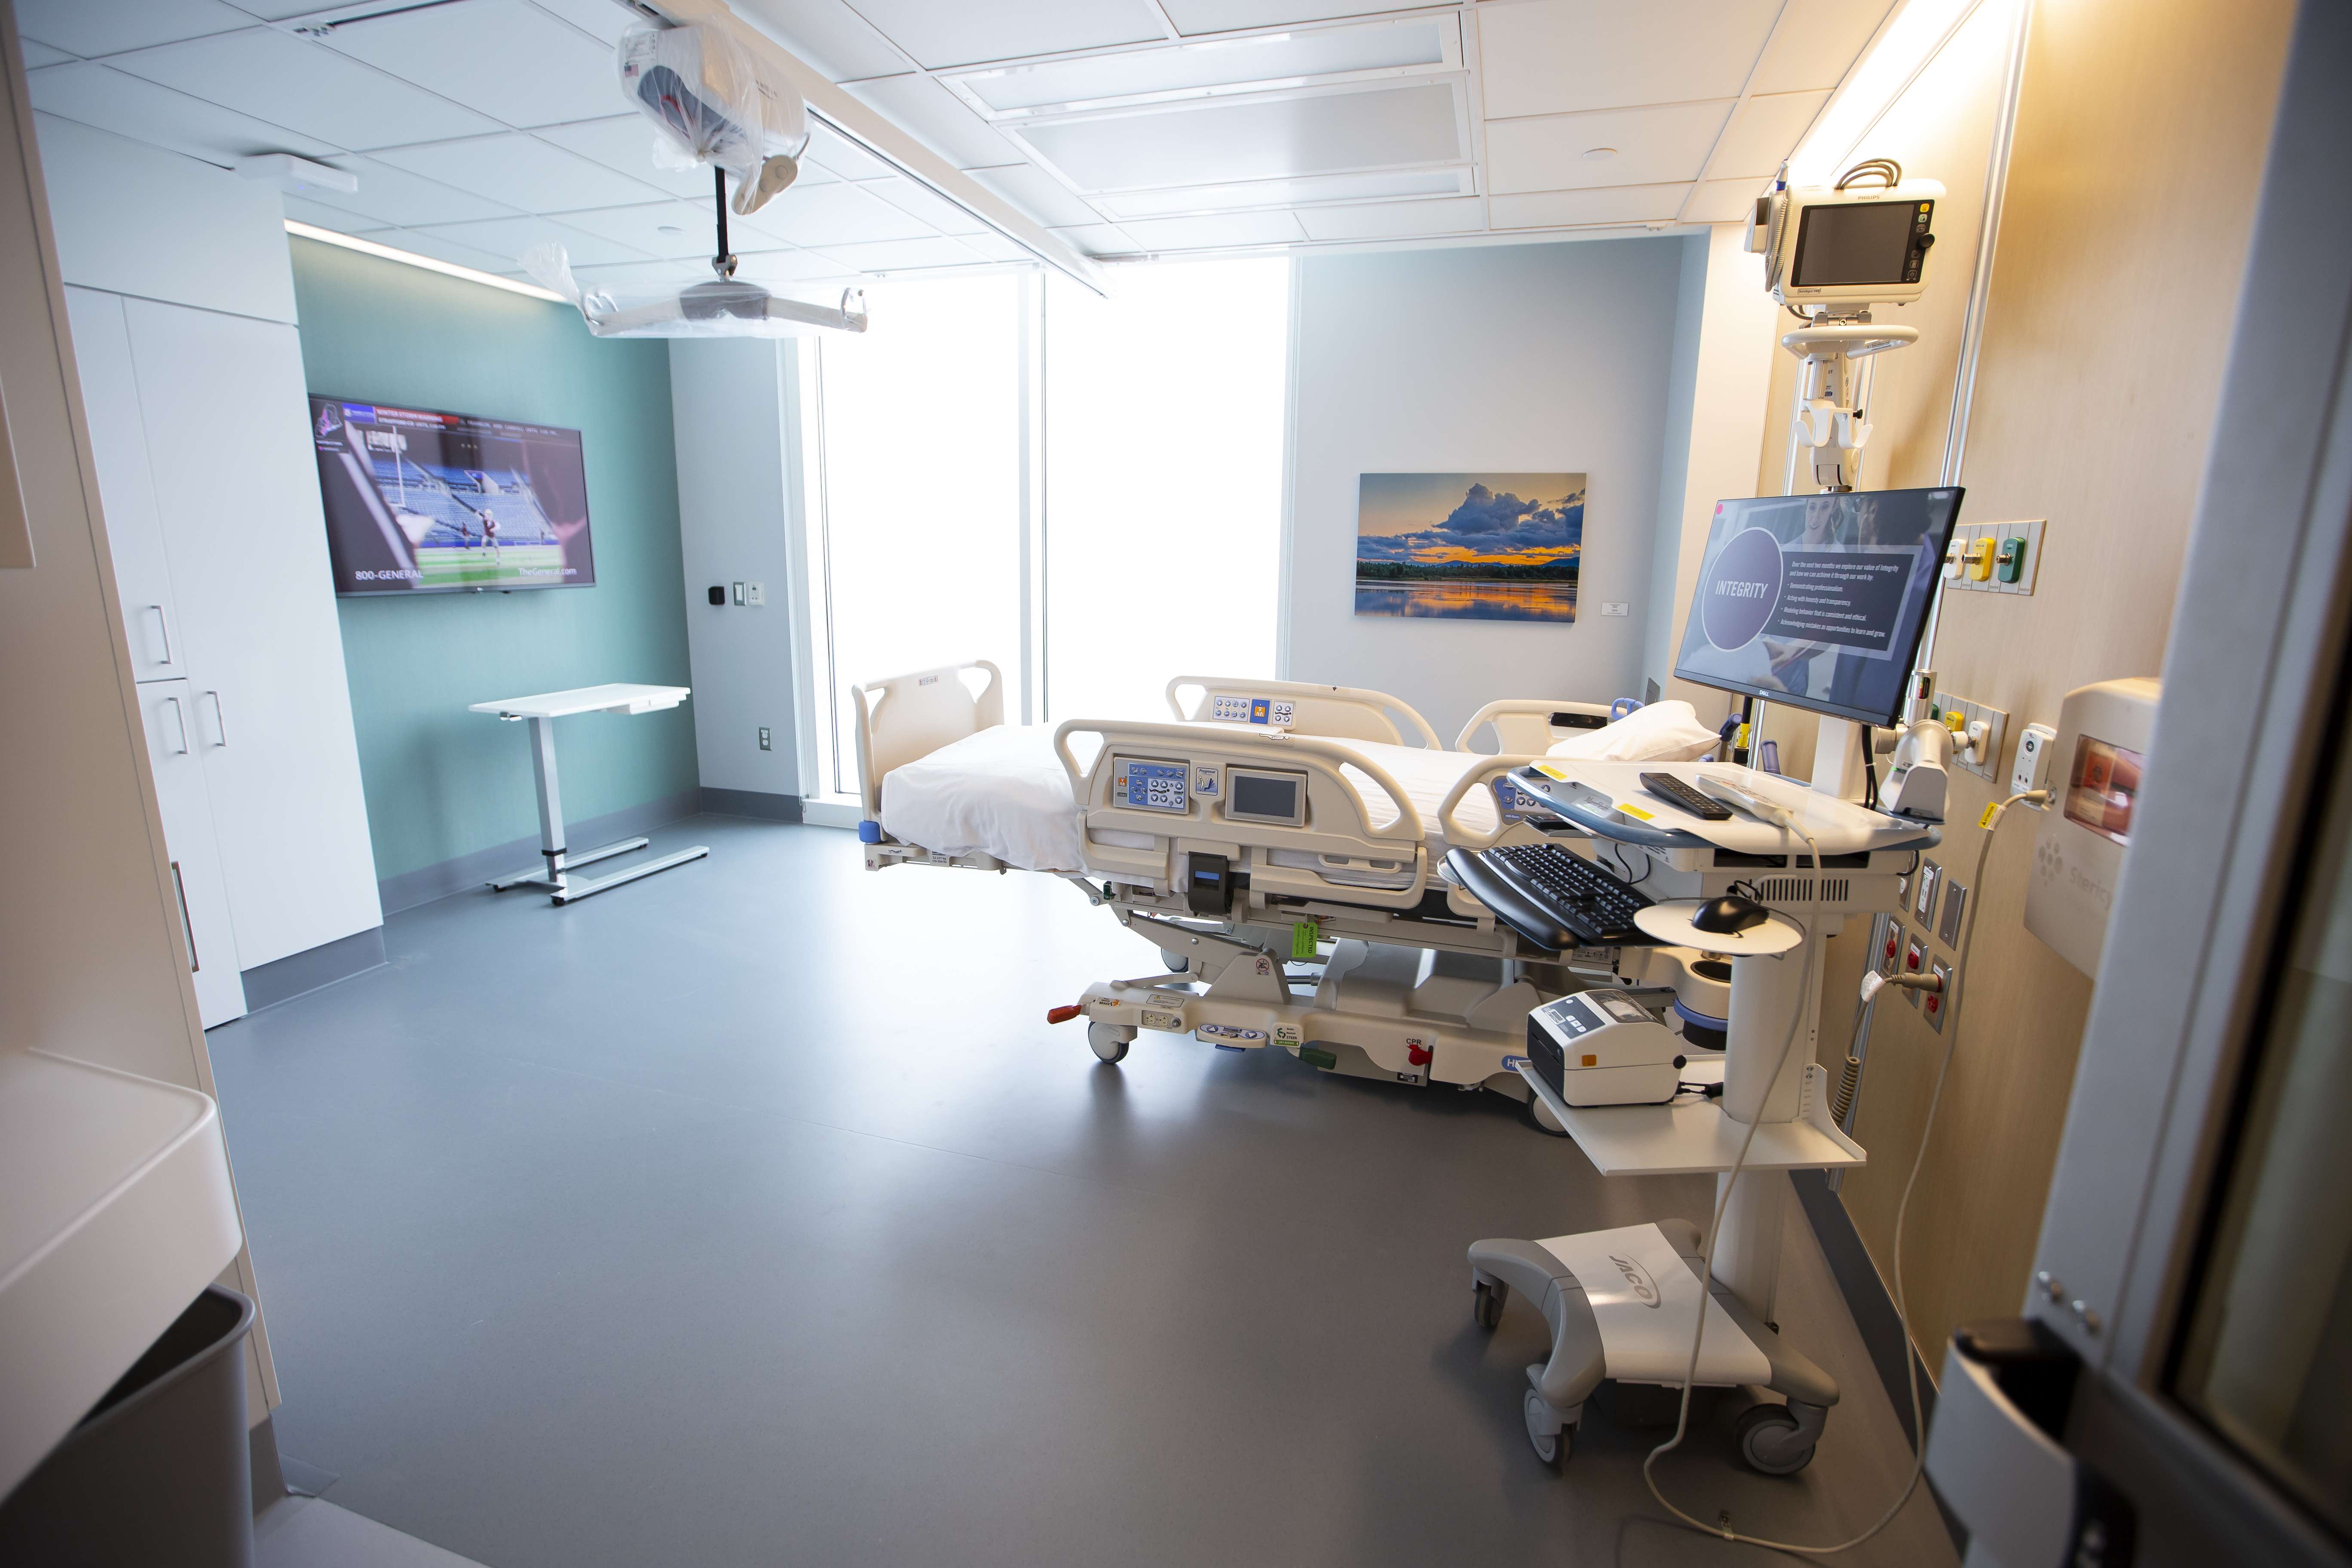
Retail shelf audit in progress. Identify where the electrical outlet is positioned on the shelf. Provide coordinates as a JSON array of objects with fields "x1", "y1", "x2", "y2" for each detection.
[
  {"x1": 1942, "y1": 519, "x2": 2044, "y2": 595},
  {"x1": 1903, "y1": 937, "x2": 1930, "y2": 1006},
  {"x1": 1877, "y1": 916, "x2": 1905, "y2": 979},
  {"x1": 1932, "y1": 689, "x2": 2010, "y2": 781},
  {"x1": 1924, "y1": 959, "x2": 1953, "y2": 1031},
  {"x1": 746, "y1": 582, "x2": 765, "y2": 606},
  {"x1": 757, "y1": 726, "x2": 772, "y2": 751}
]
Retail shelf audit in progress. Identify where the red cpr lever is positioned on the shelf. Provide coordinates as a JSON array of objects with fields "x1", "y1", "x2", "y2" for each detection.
[{"x1": 1046, "y1": 1004, "x2": 1083, "y2": 1024}]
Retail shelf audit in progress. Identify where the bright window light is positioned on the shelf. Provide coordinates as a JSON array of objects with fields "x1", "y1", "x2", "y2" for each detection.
[
  {"x1": 1787, "y1": 0, "x2": 2000, "y2": 185},
  {"x1": 1043, "y1": 257, "x2": 1289, "y2": 721}
]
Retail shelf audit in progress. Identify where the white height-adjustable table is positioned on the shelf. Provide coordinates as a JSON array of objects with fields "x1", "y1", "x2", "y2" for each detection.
[{"x1": 470, "y1": 684, "x2": 708, "y2": 905}]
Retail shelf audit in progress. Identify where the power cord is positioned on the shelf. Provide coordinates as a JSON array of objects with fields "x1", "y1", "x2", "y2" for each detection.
[{"x1": 1640, "y1": 790, "x2": 2045, "y2": 1554}]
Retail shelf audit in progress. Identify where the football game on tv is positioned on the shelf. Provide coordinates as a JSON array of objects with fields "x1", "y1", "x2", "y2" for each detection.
[{"x1": 310, "y1": 398, "x2": 595, "y2": 595}]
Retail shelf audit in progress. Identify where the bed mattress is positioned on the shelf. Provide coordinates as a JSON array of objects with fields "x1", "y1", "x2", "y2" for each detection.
[{"x1": 877, "y1": 725, "x2": 1503, "y2": 875}]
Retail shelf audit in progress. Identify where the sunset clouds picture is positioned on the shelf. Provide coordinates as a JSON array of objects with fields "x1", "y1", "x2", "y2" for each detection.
[{"x1": 1355, "y1": 472, "x2": 1585, "y2": 621}]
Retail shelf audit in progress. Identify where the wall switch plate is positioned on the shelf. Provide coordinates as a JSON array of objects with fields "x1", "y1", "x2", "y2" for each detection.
[
  {"x1": 1924, "y1": 960, "x2": 1953, "y2": 1031},
  {"x1": 1942, "y1": 519, "x2": 2044, "y2": 596},
  {"x1": 1598, "y1": 601, "x2": 1629, "y2": 617},
  {"x1": 747, "y1": 582, "x2": 765, "y2": 606},
  {"x1": 1938, "y1": 880, "x2": 1968, "y2": 946},
  {"x1": 1915, "y1": 859, "x2": 1942, "y2": 924},
  {"x1": 758, "y1": 726, "x2": 772, "y2": 751},
  {"x1": 731, "y1": 581, "x2": 745, "y2": 605},
  {"x1": 1933, "y1": 689, "x2": 2010, "y2": 781}
]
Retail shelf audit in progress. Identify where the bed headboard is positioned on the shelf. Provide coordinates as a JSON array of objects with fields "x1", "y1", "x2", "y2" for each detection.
[
  {"x1": 851, "y1": 661, "x2": 1004, "y2": 818},
  {"x1": 1164, "y1": 676, "x2": 1443, "y2": 748}
]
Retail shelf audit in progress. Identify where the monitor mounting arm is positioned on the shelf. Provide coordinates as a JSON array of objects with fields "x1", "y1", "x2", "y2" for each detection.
[{"x1": 1781, "y1": 317, "x2": 1919, "y2": 492}]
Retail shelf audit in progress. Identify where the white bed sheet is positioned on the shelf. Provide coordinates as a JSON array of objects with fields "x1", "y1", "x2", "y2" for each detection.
[{"x1": 878, "y1": 725, "x2": 1504, "y2": 874}]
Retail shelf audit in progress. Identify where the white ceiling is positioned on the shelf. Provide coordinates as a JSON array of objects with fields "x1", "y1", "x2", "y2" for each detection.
[{"x1": 18, "y1": 0, "x2": 1900, "y2": 296}]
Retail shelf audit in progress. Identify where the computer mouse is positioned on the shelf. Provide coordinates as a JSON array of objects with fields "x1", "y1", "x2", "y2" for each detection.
[{"x1": 1691, "y1": 894, "x2": 1769, "y2": 936}]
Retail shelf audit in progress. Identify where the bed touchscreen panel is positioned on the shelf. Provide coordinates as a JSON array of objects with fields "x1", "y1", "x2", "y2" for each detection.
[{"x1": 1113, "y1": 758, "x2": 1188, "y2": 814}]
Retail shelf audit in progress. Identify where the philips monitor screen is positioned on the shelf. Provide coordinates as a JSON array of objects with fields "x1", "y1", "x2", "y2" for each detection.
[
  {"x1": 1792, "y1": 199, "x2": 1921, "y2": 288},
  {"x1": 1672, "y1": 487, "x2": 1963, "y2": 728},
  {"x1": 311, "y1": 398, "x2": 594, "y2": 595}
]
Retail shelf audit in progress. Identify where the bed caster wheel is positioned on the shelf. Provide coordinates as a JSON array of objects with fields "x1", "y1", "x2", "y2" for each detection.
[
  {"x1": 1088, "y1": 1022, "x2": 1136, "y2": 1063},
  {"x1": 1520, "y1": 1092, "x2": 1570, "y2": 1137},
  {"x1": 1734, "y1": 1402, "x2": 1818, "y2": 1475},
  {"x1": 1473, "y1": 1278, "x2": 1507, "y2": 1331},
  {"x1": 1523, "y1": 1390, "x2": 1568, "y2": 1468},
  {"x1": 1158, "y1": 950, "x2": 1189, "y2": 974}
]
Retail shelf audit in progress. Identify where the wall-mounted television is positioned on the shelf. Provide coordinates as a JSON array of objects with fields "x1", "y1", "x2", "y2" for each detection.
[{"x1": 310, "y1": 397, "x2": 595, "y2": 595}]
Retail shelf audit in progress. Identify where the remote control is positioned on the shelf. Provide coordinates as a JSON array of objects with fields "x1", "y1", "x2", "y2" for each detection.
[{"x1": 1640, "y1": 771, "x2": 1733, "y2": 821}]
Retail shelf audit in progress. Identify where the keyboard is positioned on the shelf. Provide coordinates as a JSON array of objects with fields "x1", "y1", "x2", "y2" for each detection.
[{"x1": 1444, "y1": 842, "x2": 1658, "y2": 951}]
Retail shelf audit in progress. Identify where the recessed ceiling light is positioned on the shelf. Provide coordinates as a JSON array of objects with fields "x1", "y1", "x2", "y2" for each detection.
[{"x1": 1582, "y1": 147, "x2": 1618, "y2": 160}]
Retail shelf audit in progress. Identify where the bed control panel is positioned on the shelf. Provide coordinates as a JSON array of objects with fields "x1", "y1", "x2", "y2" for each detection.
[
  {"x1": 1112, "y1": 756, "x2": 1190, "y2": 814},
  {"x1": 1225, "y1": 767, "x2": 1308, "y2": 827},
  {"x1": 1209, "y1": 693, "x2": 1295, "y2": 728}
]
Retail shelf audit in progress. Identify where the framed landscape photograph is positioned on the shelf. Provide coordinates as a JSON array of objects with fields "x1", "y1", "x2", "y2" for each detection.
[{"x1": 1355, "y1": 472, "x2": 1584, "y2": 622}]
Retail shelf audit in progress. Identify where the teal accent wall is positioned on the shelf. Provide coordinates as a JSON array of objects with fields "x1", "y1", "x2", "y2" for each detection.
[{"x1": 290, "y1": 237, "x2": 696, "y2": 882}]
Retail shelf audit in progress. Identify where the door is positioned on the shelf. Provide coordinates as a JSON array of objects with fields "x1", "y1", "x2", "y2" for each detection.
[
  {"x1": 136, "y1": 681, "x2": 246, "y2": 1027},
  {"x1": 63, "y1": 287, "x2": 183, "y2": 683},
  {"x1": 121, "y1": 297, "x2": 381, "y2": 968}
]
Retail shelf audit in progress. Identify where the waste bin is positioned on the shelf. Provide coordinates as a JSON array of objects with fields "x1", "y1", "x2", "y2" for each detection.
[{"x1": 0, "y1": 1284, "x2": 257, "y2": 1568}]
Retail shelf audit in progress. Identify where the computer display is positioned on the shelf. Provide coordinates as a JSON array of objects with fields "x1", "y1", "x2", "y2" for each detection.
[
  {"x1": 1672, "y1": 487, "x2": 1963, "y2": 727},
  {"x1": 310, "y1": 398, "x2": 595, "y2": 595}
]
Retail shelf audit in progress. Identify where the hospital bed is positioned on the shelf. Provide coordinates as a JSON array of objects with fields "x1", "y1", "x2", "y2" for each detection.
[{"x1": 852, "y1": 660, "x2": 1758, "y2": 1124}]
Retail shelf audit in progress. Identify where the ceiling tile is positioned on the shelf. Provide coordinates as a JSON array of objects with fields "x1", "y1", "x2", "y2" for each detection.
[
  {"x1": 301, "y1": 154, "x2": 520, "y2": 226},
  {"x1": 522, "y1": 0, "x2": 643, "y2": 48},
  {"x1": 1295, "y1": 194, "x2": 1482, "y2": 241},
  {"x1": 1096, "y1": 165, "x2": 1463, "y2": 218},
  {"x1": 841, "y1": 74, "x2": 1022, "y2": 171},
  {"x1": 1488, "y1": 183, "x2": 1687, "y2": 229},
  {"x1": 15, "y1": 0, "x2": 252, "y2": 58},
  {"x1": 965, "y1": 162, "x2": 1105, "y2": 228},
  {"x1": 534, "y1": 116, "x2": 732, "y2": 200},
  {"x1": 951, "y1": 17, "x2": 1450, "y2": 114},
  {"x1": 808, "y1": 235, "x2": 989, "y2": 272},
  {"x1": 725, "y1": 0, "x2": 909, "y2": 83},
  {"x1": 1020, "y1": 82, "x2": 1461, "y2": 193},
  {"x1": 413, "y1": 214, "x2": 651, "y2": 268},
  {"x1": 1117, "y1": 208, "x2": 1305, "y2": 250},
  {"x1": 372, "y1": 132, "x2": 667, "y2": 211},
  {"x1": 1161, "y1": 0, "x2": 1433, "y2": 34},
  {"x1": 1477, "y1": 0, "x2": 1778, "y2": 119},
  {"x1": 733, "y1": 181, "x2": 937, "y2": 246},
  {"x1": 733, "y1": 248, "x2": 867, "y2": 283},
  {"x1": 1484, "y1": 101, "x2": 1730, "y2": 194},
  {"x1": 805, "y1": 123, "x2": 895, "y2": 181},
  {"x1": 1754, "y1": 0, "x2": 1899, "y2": 94},
  {"x1": 567, "y1": 258, "x2": 715, "y2": 290},
  {"x1": 21, "y1": 40, "x2": 74, "y2": 67},
  {"x1": 953, "y1": 230, "x2": 1036, "y2": 263},
  {"x1": 282, "y1": 194, "x2": 391, "y2": 233},
  {"x1": 29, "y1": 61, "x2": 339, "y2": 163},
  {"x1": 838, "y1": 0, "x2": 1165, "y2": 71},
  {"x1": 550, "y1": 201, "x2": 722, "y2": 260},
  {"x1": 315, "y1": 0, "x2": 622, "y2": 130},
  {"x1": 1047, "y1": 221, "x2": 1144, "y2": 257},
  {"x1": 109, "y1": 28, "x2": 503, "y2": 150},
  {"x1": 1686, "y1": 176, "x2": 1770, "y2": 224},
  {"x1": 360, "y1": 226, "x2": 523, "y2": 273},
  {"x1": 1709, "y1": 89, "x2": 1831, "y2": 178},
  {"x1": 861, "y1": 175, "x2": 987, "y2": 235}
]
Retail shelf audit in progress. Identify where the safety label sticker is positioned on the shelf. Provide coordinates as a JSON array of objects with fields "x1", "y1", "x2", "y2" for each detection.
[
  {"x1": 1273, "y1": 1025, "x2": 1302, "y2": 1046},
  {"x1": 1193, "y1": 766, "x2": 1219, "y2": 796},
  {"x1": 1147, "y1": 991, "x2": 1188, "y2": 1010},
  {"x1": 1141, "y1": 1010, "x2": 1183, "y2": 1031}
]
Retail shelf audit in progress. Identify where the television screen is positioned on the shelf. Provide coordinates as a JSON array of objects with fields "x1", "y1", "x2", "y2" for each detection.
[
  {"x1": 1671, "y1": 487, "x2": 1963, "y2": 728},
  {"x1": 310, "y1": 398, "x2": 594, "y2": 595}
]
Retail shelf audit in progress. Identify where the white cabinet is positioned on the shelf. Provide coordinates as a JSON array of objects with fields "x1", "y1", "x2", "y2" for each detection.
[
  {"x1": 68, "y1": 288, "x2": 382, "y2": 993},
  {"x1": 134, "y1": 681, "x2": 246, "y2": 1027}
]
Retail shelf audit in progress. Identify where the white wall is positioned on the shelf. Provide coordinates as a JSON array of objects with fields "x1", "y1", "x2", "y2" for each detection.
[
  {"x1": 669, "y1": 337, "x2": 802, "y2": 797},
  {"x1": 1285, "y1": 238, "x2": 1689, "y2": 745}
]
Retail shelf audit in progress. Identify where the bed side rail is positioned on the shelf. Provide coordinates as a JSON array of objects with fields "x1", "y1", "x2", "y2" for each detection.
[
  {"x1": 1454, "y1": 698, "x2": 1618, "y2": 755},
  {"x1": 1052, "y1": 718, "x2": 1432, "y2": 909},
  {"x1": 1166, "y1": 676, "x2": 1444, "y2": 749},
  {"x1": 1437, "y1": 755, "x2": 1560, "y2": 853},
  {"x1": 851, "y1": 660, "x2": 1005, "y2": 819}
]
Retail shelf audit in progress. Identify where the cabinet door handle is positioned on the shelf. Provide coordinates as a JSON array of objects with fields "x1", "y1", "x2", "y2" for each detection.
[
  {"x1": 170, "y1": 860, "x2": 199, "y2": 973},
  {"x1": 163, "y1": 695, "x2": 189, "y2": 754},
  {"x1": 204, "y1": 689, "x2": 228, "y2": 746},
  {"x1": 147, "y1": 603, "x2": 173, "y2": 665}
]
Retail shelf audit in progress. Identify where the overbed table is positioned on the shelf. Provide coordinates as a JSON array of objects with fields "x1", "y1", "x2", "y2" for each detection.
[{"x1": 470, "y1": 683, "x2": 707, "y2": 905}]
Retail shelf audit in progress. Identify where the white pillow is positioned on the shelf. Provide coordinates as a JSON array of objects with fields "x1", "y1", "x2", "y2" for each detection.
[{"x1": 1546, "y1": 699, "x2": 1721, "y2": 762}]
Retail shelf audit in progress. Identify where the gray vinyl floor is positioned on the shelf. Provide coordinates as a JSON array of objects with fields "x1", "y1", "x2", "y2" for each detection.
[{"x1": 205, "y1": 815, "x2": 1958, "y2": 1568}]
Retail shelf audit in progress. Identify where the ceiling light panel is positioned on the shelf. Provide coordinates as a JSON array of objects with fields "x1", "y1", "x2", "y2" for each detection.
[
  {"x1": 107, "y1": 27, "x2": 502, "y2": 149},
  {"x1": 28, "y1": 60, "x2": 340, "y2": 163},
  {"x1": 1094, "y1": 165, "x2": 1465, "y2": 218},
  {"x1": 1017, "y1": 80, "x2": 1464, "y2": 194},
  {"x1": 371, "y1": 132, "x2": 665, "y2": 211},
  {"x1": 1477, "y1": 0, "x2": 1779, "y2": 119},
  {"x1": 1161, "y1": 0, "x2": 1437, "y2": 34},
  {"x1": 1708, "y1": 89, "x2": 1831, "y2": 178},
  {"x1": 1753, "y1": 0, "x2": 1900, "y2": 94},
  {"x1": 14, "y1": 0, "x2": 253, "y2": 58},
  {"x1": 946, "y1": 17, "x2": 1454, "y2": 117},
  {"x1": 839, "y1": 0, "x2": 1167, "y2": 72},
  {"x1": 1488, "y1": 182, "x2": 1689, "y2": 229},
  {"x1": 1294, "y1": 194, "x2": 1482, "y2": 241},
  {"x1": 311, "y1": 0, "x2": 620, "y2": 131},
  {"x1": 1484, "y1": 100, "x2": 1732, "y2": 193}
]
